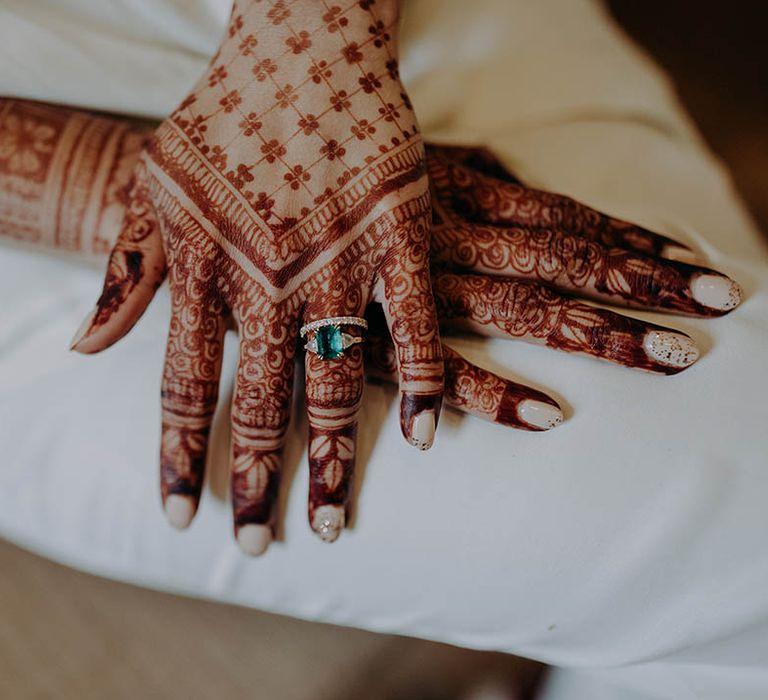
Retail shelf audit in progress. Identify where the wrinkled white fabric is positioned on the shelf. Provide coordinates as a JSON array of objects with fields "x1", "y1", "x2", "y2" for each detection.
[{"x1": 0, "y1": 1, "x2": 767, "y2": 698}]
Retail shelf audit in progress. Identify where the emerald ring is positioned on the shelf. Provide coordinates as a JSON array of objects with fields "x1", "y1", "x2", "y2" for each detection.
[{"x1": 300, "y1": 316, "x2": 368, "y2": 360}]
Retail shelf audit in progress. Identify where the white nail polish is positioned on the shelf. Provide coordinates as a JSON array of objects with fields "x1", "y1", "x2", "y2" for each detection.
[
  {"x1": 691, "y1": 274, "x2": 742, "y2": 311},
  {"x1": 517, "y1": 400, "x2": 563, "y2": 430},
  {"x1": 643, "y1": 330, "x2": 700, "y2": 368},
  {"x1": 69, "y1": 308, "x2": 96, "y2": 351},
  {"x1": 410, "y1": 410, "x2": 436, "y2": 450},
  {"x1": 312, "y1": 505, "x2": 345, "y2": 543},
  {"x1": 237, "y1": 524, "x2": 272, "y2": 556},
  {"x1": 661, "y1": 244, "x2": 700, "y2": 265},
  {"x1": 165, "y1": 494, "x2": 195, "y2": 530}
]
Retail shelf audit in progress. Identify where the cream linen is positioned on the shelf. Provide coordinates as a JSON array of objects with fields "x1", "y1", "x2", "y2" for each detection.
[{"x1": 0, "y1": 1, "x2": 767, "y2": 698}]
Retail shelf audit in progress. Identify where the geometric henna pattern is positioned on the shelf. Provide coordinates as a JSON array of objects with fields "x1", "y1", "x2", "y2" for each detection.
[
  {"x1": 0, "y1": 91, "x2": 744, "y2": 554},
  {"x1": 68, "y1": 0, "x2": 446, "y2": 552}
]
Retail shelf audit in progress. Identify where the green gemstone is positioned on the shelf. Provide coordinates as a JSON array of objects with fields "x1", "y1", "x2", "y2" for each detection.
[{"x1": 315, "y1": 325, "x2": 344, "y2": 359}]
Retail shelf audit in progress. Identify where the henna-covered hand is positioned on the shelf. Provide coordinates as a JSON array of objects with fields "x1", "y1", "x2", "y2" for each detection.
[
  {"x1": 0, "y1": 96, "x2": 742, "y2": 554},
  {"x1": 421, "y1": 144, "x2": 741, "y2": 374},
  {"x1": 66, "y1": 1, "x2": 444, "y2": 552}
]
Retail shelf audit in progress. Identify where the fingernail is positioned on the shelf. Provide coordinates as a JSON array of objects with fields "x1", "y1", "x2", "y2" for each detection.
[
  {"x1": 237, "y1": 524, "x2": 272, "y2": 556},
  {"x1": 69, "y1": 307, "x2": 96, "y2": 351},
  {"x1": 311, "y1": 504, "x2": 345, "y2": 543},
  {"x1": 661, "y1": 244, "x2": 700, "y2": 265},
  {"x1": 165, "y1": 494, "x2": 195, "y2": 530},
  {"x1": 691, "y1": 274, "x2": 742, "y2": 311},
  {"x1": 517, "y1": 399, "x2": 563, "y2": 431},
  {"x1": 411, "y1": 410, "x2": 436, "y2": 450},
  {"x1": 643, "y1": 330, "x2": 700, "y2": 369}
]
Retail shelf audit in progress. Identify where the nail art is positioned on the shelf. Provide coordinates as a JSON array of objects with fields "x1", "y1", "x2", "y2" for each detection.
[
  {"x1": 517, "y1": 399, "x2": 563, "y2": 431},
  {"x1": 410, "y1": 410, "x2": 436, "y2": 450},
  {"x1": 690, "y1": 274, "x2": 742, "y2": 311},
  {"x1": 643, "y1": 330, "x2": 699, "y2": 368},
  {"x1": 311, "y1": 504, "x2": 345, "y2": 543}
]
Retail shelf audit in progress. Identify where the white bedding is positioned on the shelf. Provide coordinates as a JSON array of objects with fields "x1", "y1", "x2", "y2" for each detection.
[{"x1": 1, "y1": 1, "x2": 767, "y2": 698}]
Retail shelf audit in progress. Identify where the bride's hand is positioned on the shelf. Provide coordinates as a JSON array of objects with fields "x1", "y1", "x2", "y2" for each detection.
[
  {"x1": 0, "y1": 99, "x2": 742, "y2": 554},
  {"x1": 66, "y1": 1, "x2": 445, "y2": 551},
  {"x1": 363, "y1": 144, "x2": 742, "y2": 430}
]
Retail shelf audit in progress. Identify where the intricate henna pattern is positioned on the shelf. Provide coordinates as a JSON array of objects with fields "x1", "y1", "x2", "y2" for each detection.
[
  {"x1": 0, "y1": 90, "x2": 744, "y2": 554},
  {"x1": 0, "y1": 99, "x2": 150, "y2": 258},
  {"x1": 69, "y1": 0, "x2": 443, "y2": 550},
  {"x1": 427, "y1": 144, "x2": 742, "y2": 317}
]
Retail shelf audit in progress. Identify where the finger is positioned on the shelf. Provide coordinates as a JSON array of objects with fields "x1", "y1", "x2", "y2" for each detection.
[
  {"x1": 433, "y1": 273, "x2": 702, "y2": 374},
  {"x1": 230, "y1": 303, "x2": 296, "y2": 556},
  {"x1": 70, "y1": 169, "x2": 166, "y2": 353},
  {"x1": 303, "y1": 302, "x2": 366, "y2": 543},
  {"x1": 160, "y1": 277, "x2": 227, "y2": 530},
  {"x1": 427, "y1": 146, "x2": 697, "y2": 262},
  {"x1": 377, "y1": 217, "x2": 444, "y2": 450},
  {"x1": 432, "y1": 223, "x2": 742, "y2": 317},
  {"x1": 365, "y1": 322, "x2": 563, "y2": 430},
  {"x1": 442, "y1": 346, "x2": 562, "y2": 430}
]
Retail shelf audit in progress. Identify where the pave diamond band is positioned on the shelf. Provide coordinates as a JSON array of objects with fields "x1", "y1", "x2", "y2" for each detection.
[{"x1": 299, "y1": 316, "x2": 368, "y2": 338}]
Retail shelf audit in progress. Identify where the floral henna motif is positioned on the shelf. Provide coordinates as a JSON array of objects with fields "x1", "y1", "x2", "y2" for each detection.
[
  {"x1": 305, "y1": 346, "x2": 363, "y2": 542},
  {"x1": 0, "y1": 99, "x2": 150, "y2": 257},
  {"x1": 1, "y1": 95, "x2": 744, "y2": 554},
  {"x1": 363, "y1": 308, "x2": 562, "y2": 430},
  {"x1": 427, "y1": 145, "x2": 742, "y2": 318},
  {"x1": 66, "y1": 0, "x2": 445, "y2": 551}
]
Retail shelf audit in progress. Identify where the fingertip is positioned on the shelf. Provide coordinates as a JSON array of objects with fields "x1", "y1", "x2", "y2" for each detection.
[
  {"x1": 516, "y1": 399, "x2": 564, "y2": 431},
  {"x1": 69, "y1": 308, "x2": 97, "y2": 352},
  {"x1": 165, "y1": 494, "x2": 196, "y2": 530},
  {"x1": 311, "y1": 504, "x2": 345, "y2": 543},
  {"x1": 401, "y1": 393, "x2": 442, "y2": 450},
  {"x1": 690, "y1": 273, "x2": 743, "y2": 313},
  {"x1": 643, "y1": 330, "x2": 700, "y2": 371},
  {"x1": 411, "y1": 409, "x2": 436, "y2": 450},
  {"x1": 236, "y1": 524, "x2": 273, "y2": 556}
]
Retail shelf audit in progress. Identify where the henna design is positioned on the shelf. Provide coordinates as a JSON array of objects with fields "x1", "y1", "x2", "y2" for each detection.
[
  {"x1": 364, "y1": 306, "x2": 561, "y2": 430},
  {"x1": 427, "y1": 145, "x2": 742, "y2": 318},
  {"x1": 427, "y1": 144, "x2": 692, "y2": 260},
  {"x1": 0, "y1": 99, "x2": 150, "y2": 258},
  {"x1": 66, "y1": 0, "x2": 443, "y2": 551},
  {"x1": 1, "y1": 95, "x2": 744, "y2": 554},
  {"x1": 433, "y1": 274, "x2": 700, "y2": 374}
]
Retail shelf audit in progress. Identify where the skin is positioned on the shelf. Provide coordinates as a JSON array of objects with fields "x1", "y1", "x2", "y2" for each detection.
[
  {"x1": 74, "y1": 0, "x2": 445, "y2": 551},
  {"x1": 0, "y1": 93, "x2": 742, "y2": 554}
]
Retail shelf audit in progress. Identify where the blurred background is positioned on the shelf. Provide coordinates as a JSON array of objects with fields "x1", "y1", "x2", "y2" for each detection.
[
  {"x1": 1, "y1": 3, "x2": 765, "y2": 699},
  {"x1": 608, "y1": 0, "x2": 768, "y2": 238}
]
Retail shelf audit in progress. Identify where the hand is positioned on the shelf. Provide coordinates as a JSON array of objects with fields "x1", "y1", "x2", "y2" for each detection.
[
  {"x1": 363, "y1": 143, "x2": 743, "y2": 431},
  {"x1": 66, "y1": 1, "x2": 444, "y2": 552},
  {"x1": 0, "y1": 99, "x2": 743, "y2": 554}
]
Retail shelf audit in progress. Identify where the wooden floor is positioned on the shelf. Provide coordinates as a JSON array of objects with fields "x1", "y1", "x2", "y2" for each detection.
[
  {"x1": 1, "y1": 5, "x2": 765, "y2": 699},
  {"x1": 0, "y1": 540, "x2": 543, "y2": 700}
]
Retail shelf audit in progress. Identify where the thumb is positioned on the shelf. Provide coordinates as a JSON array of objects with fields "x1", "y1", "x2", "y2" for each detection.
[{"x1": 70, "y1": 172, "x2": 166, "y2": 353}]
